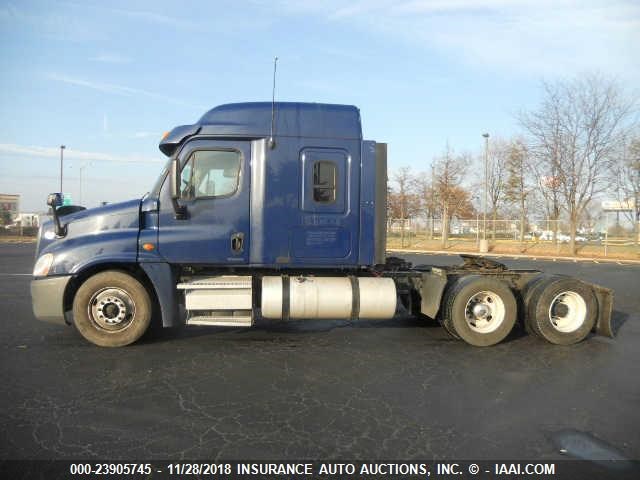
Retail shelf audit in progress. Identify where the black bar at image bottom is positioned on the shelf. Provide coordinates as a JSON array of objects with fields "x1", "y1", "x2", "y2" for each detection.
[{"x1": 1, "y1": 460, "x2": 639, "y2": 480}]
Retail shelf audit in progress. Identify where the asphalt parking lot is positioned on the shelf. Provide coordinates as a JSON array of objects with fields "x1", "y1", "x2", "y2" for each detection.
[{"x1": 0, "y1": 243, "x2": 638, "y2": 461}]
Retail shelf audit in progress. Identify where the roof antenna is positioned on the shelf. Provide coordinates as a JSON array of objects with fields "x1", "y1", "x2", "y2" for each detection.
[{"x1": 269, "y1": 56, "x2": 278, "y2": 150}]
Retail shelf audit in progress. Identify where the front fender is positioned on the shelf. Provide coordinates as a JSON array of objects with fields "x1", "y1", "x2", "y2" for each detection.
[
  {"x1": 140, "y1": 263, "x2": 180, "y2": 327},
  {"x1": 43, "y1": 229, "x2": 139, "y2": 275}
]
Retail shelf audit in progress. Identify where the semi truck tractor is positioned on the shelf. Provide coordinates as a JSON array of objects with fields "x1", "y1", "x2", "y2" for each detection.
[{"x1": 30, "y1": 102, "x2": 614, "y2": 347}]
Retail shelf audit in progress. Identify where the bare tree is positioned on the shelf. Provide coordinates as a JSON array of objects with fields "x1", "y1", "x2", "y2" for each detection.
[
  {"x1": 523, "y1": 84, "x2": 568, "y2": 245},
  {"x1": 391, "y1": 167, "x2": 416, "y2": 247},
  {"x1": 445, "y1": 185, "x2": 476, "y2": 220},
  {"x1": 580, "y1": 205, "x2": 603, "y2": 235},
  {"x1": 433, "y1": 144, "x2": 468, "y2": 248},
  {"x1": 519, "y1": 74, "x2": 635, "y2": 254},
  {"x1": 413, "y1": 170, "x2": 438, "y2": 240},
  {"x1": 504, "y1": 138, "x2": 532, "y2": 243},
  {"x1": 612, "y1": 135, "x2": 640, "y2": 244},
  {"x1": 538, "y1": 174, "x2": 563, "y2": 244},
  {"x1": 386, "y1": 184, "x2": 394, "y2": 233},
  {"x1": 485, "y1": 138, "x2": 508, "y2": 240}
]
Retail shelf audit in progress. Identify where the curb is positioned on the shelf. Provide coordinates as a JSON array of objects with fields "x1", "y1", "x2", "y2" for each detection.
[{"x1": 387, "y1": 248, "x2": 640, "y2": 266}]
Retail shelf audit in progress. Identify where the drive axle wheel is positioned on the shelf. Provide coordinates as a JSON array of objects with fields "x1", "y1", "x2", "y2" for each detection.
[
  {"x1": 520, "y1": 274, "x2": 553, "y2": 334},
  {"x1": 526, "y1": 276, "x2": 597, "y2": 345},
  {"x1": 442, "y1": 276, "x2": 517, "y2": 347},
  {"x1": 72, "y1": 271, "x2": 152, "y2": 347}
]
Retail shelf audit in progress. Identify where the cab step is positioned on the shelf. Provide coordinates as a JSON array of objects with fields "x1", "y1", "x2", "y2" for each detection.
[
  {"x1": 177, "y1": 276, "x2": 253, "y2": 327},
  {"x1": 186, "y1": 314, "x2": 252, "y2": 327}
]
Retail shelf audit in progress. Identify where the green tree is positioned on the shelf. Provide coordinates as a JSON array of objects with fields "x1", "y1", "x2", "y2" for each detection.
[{"x1": 0, "y1": 209, "x2": 12, "y2": 226}]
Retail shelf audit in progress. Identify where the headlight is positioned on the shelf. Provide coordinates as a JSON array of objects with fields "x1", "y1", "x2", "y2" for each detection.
[{"x1": 33, "y1": 253, "x2": 54, "y2": 277}]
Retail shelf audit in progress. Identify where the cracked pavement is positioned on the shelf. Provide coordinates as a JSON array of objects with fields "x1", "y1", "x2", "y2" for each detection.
[{"x1": 1, "y1": 244, "x2": 638, "y2": 460}]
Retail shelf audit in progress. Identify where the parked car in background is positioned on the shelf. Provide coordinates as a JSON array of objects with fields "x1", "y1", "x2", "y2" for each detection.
[{"x1": 537, "y1": 231, "x2": 586, "y2": 243}]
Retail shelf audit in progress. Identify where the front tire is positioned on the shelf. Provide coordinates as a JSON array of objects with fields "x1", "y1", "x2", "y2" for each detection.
[
  {"x1": 442, "y1": 275, "x2": 517, "y2": 347},
  {"x1": 72, "y1": 271, "x2": 152, "y2": 347}
]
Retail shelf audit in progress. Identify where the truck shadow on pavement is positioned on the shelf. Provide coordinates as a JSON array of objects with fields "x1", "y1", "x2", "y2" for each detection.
[
  {"x1": 140, "y1": 309, "x2": 627, "y2": 347},
  {"x1": 139, "y1": 315, "x2": 445, "y2": 345},
  {"x1": 140, "y1": 315, "x2": 530, "y2": 345}
]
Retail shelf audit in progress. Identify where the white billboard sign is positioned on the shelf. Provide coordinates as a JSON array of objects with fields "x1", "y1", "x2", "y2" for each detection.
[{"x1": 601, "y1": 200, "x2": 635, "y2": 211}]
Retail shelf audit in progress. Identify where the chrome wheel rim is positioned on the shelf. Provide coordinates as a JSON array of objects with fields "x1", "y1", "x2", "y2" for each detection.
[
  {"x1": 88, "y1": 287, "x2": 136, "y2": 331},
  {"x1": 464, "y1": 290, "x2": 506, "y2": 333},
  {"x1": 548, "y1": 291, "x2": 586, "y2": 333}
]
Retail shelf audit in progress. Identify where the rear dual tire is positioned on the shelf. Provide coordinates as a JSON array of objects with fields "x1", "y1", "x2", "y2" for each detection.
[
  {"x1": 441, "y1": 276, "x2": 518, "y2": 347},
  {"x1": 524, "y1": 276, "x2": 597, "y2": 345}
]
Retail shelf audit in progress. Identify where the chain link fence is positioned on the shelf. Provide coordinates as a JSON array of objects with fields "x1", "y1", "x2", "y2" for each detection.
[{"x1": 387, "y1": 217, "x2": 640, "y2": 258}]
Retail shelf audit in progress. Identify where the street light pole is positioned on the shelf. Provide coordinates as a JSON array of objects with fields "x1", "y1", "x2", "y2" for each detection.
[
  {"x1": 482, "y1": 133, "x2": 490, "y2": 241},
  {"x1": 59, "y1": 145, "x2": 66, "y2": 192}
]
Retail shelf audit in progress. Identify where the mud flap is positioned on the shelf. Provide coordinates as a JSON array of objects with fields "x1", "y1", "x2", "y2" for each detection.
[
  {"x1": 592, "y1": 284, "x2": 614, "y2": 338},
  {"x1": 419, "y1": 270, "x2": 448, "y2": 319}
]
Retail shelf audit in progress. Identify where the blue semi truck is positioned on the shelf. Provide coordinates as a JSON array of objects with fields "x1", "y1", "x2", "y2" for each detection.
[{"x1": 30, "y1": 102, "x2": 614, "y2": 347}]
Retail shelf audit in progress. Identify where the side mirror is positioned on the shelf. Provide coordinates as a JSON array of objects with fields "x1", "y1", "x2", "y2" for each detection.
[
  {"x1": 169, "y1": 158, "x2": 187, "y2": 220},
  {"x1": 46, "y1": 193, "x2": 66, "y2": 237},
  {"x1": 47, "y1": 193, "x2": 63, "y2": 208}
]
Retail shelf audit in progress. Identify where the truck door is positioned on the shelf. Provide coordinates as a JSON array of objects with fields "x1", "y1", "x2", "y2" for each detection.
[
  {"x1": 287, "y1": 146, "x2": 360, "y2": 263},
  {"x1": 157, "y1": 139, "x2": 250, "y2": 265}
]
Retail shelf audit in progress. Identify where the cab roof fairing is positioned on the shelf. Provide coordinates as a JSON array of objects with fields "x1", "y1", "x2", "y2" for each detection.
[{"x1": 158, "y1": 102, "x2": 362, "y2": 156}]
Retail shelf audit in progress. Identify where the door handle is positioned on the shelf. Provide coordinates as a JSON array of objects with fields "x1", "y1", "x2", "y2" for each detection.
[{"x1": 231, "y1": 232, "x2": 244, "y2": 253}]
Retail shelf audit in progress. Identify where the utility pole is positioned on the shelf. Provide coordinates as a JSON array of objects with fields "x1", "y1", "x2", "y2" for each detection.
[{"x1": 59, "y1": 145, "x2": 66, "y2": 192}]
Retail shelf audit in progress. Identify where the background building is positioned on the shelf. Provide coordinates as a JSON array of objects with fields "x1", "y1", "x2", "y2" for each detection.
[{"x1": 0, "y1": 194, "x2": 19, "y2": 225}]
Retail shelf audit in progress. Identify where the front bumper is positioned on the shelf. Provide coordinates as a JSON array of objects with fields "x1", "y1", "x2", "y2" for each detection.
[{"x1": 31, "y1": 275, "x2": 72, "y2": 325}]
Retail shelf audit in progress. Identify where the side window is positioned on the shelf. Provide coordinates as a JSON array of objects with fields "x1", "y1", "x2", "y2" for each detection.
[
  {"x1": 180, "y1": 150, "x2": 241, "y2": 199},
  {"x1": 300, "y1": 148, "x2": 347, "y2": 213},
  {"x1": 313, "y1": 161, "x2": 337, "y2": 204}
]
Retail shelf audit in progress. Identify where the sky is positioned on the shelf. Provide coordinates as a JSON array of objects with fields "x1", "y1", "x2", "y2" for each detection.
[{"x1": 1, "y1": 0, "x2": 639, "y2": 211}]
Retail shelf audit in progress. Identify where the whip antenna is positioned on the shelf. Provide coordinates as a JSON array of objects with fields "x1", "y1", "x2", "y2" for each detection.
[{"x1": 269, "y1": 56, "x2": 278, "y2": 149}]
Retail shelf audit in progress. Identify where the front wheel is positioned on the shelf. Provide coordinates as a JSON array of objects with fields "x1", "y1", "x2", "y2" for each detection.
[
  {"x1": 442, "y1": 275, "x2": 518, "y2": 347},
  {"x1": 72, "y1": 271, "x2": 152, "y2": 347}
]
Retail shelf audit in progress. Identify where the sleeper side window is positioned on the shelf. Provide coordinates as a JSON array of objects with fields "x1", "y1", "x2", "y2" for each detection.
[
  {"x1": 300, "y1": 148, "x2": 347, "y2": 214},
  {"x1": 180, "y1": 150, "x2": 241, "y2": 199},
  {"x1": 313, "y1": 161, "x2": 337, "y2": 204}
]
